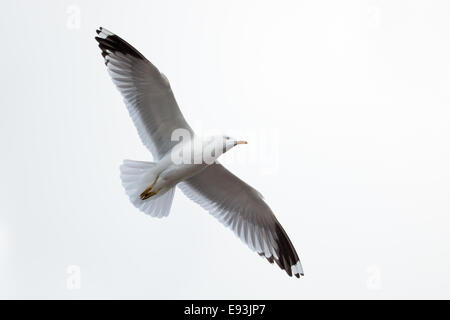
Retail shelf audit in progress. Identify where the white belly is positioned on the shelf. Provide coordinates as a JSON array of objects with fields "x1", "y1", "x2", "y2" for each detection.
[
  {"x1": 151, "y1": 139, "x2": 209, "y2": 190},
  {"x1": 159, "y1": 162, "x2": 207, "y2": 186}
]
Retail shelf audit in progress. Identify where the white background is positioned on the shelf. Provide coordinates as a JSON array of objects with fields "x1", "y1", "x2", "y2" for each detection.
[{"x1": 1, "y1": 0, "x2": 450, "y2": 299}]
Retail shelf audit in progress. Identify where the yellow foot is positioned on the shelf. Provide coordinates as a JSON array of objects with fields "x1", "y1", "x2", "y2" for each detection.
[
  {"x1": 139, "y1": 175, "x2": 159, "y2": 200},
  {"x1": 140, "y1": 190, "x2": 159, "y2": 200}
]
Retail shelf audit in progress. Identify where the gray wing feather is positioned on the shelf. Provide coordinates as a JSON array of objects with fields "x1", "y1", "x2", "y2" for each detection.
[
  {"x1": 95, "y1": 27, "x2": 193, "y2": 159},
  {"x1": 178, "y1": 163, "x2": 304, "y2": 278}
]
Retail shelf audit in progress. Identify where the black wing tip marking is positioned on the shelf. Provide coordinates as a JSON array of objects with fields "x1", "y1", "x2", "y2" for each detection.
[
  {"x1": 94, "y1": 27, "x2": 146, "y2": 65},
  {"x1": 259, "y1": 223, "x2": 304, "y2": 278}
]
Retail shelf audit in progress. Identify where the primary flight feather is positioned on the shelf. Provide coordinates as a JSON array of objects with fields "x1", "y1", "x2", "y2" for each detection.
[{"x1": 95, "y1": 27, "x2": 304, "y2": 278}]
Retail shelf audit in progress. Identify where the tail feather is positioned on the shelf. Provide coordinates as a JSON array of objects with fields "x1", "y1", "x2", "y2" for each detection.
[{"x1": 119, "y1": 159, "x2": 175, "y2": 218}]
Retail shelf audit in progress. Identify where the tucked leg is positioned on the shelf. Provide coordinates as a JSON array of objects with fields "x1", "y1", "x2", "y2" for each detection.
[
  {"x1": 140, "y1": 175, "x2": 159, "y2": 200},
  {"x1": 140, "y1": 189, "x2": 159, "y2": 200}
]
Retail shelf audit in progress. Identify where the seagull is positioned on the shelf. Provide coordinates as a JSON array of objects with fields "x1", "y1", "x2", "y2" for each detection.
[{"x1": 95, "y1": 27, "x2": 304, "y2": 278}]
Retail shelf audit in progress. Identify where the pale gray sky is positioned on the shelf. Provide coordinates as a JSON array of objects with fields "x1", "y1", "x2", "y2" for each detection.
[{"x1": 1, "y1": 0, "x2": 450, "y2": 299}]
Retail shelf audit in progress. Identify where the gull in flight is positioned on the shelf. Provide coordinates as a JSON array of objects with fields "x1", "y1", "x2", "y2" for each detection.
[{"x1": 95, "y1": 27, "x2": 304, "y2": 278}]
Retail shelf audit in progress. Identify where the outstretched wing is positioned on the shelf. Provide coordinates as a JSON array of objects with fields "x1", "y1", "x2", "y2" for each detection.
[
  {"x1": 178, "y1": 163, "x2": 304, "y2": 278},
  {"x1": 95, "y1": 27, "x2": 193, "y2": 160}
]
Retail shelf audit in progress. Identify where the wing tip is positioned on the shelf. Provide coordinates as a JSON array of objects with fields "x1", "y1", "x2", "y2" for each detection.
[
  {"x1": 291, "y1": 260, "x2": 304, "y2": 278},
  {"x1": 95, "y1": 27, "x2": 114, "y2": 39},
  {"x1": 94, "y1": 27, "x2": 146, "y2": 62},
  {"x1": 260, "y1": 253, "x2": 304, "y2": 278},
  {"x1": 272, "y1": 223, "x2": 303, "y2": 278}
]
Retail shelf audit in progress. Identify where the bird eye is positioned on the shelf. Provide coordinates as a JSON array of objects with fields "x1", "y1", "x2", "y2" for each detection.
[{"x1": 225, "y1": 136, "x2": 230, "y2": 140}]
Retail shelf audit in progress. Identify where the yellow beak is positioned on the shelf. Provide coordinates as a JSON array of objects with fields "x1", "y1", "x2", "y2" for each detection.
[{"x1": 236, "y1": 140, "x2": 248, "y2": 145}]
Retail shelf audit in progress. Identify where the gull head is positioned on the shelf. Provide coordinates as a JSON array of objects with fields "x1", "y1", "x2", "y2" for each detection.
[
  {"x1": 218, "y1": 135, "x2": 248, "y2": 153},
  {"x1": 201, "y1": 135, "x2": 248, "y2": 162}
]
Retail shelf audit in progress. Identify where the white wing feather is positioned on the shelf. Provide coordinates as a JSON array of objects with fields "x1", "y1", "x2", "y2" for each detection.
[
  {"x1": 96, "y1": 27, "x2": 193, "y2": 160},
  {"x1": 179, "y1": 163, "x2": 303, "y2": 277}
]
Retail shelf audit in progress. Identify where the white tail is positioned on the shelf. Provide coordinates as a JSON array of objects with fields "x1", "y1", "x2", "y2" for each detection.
[{"x1": 119, "y1": 160, "x2": 175, "y2": 218}]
